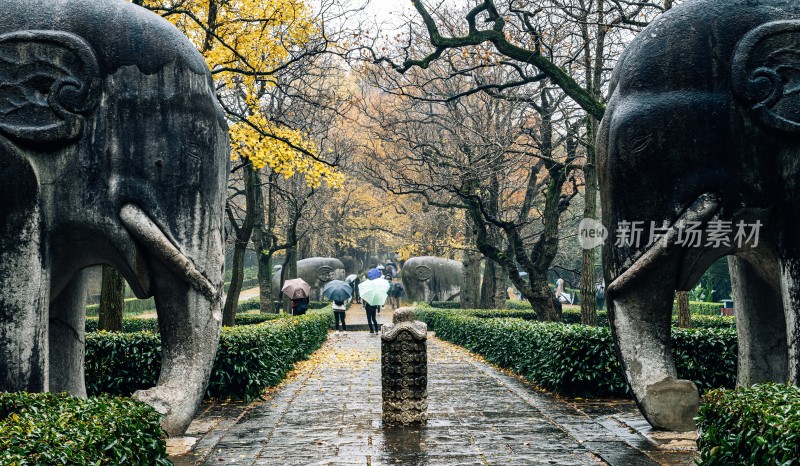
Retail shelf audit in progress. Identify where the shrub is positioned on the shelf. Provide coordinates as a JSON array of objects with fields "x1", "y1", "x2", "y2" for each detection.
[
  {"x1": 86, "y1": 297, "x2": 156, "y2": 316},
  {"x1": 237, "y1": 297, "x2": 261, "y2": 313},
  {"x1": 206, "y1": 309, "x2": 330, "y2": 399},
  {"x1": 86, "y1": 312, "x2": 283, "y2": 333},
  {"x1": 697, "y1": 384, "x2": 800, "y2": 465},
  {"x1": 673, "y1": 300, "x2": 723, "y2": 316},
  {"x1": 427, "y1": 301, "x2": 462, "y2": 309},
  {"x1": 85, "y1": 309, "x2": 332, "y2": 400},
  {"x1": 86, "y1": 317, "x2": 159, "y2": 333},
  {"x1": 418, "y1": 305, "x2": 733, "y2": 330},
  {"x1": 416, "y1": 310, "x2": 737, "y2": 397},
  {"x1": 0, "y1": 392, "x2": 170, "y2": 466}
]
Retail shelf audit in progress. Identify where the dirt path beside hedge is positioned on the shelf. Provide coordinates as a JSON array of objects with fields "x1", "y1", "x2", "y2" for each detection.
[{"x1": 170, "y1": 332, "x2": 696, "y2": 465}]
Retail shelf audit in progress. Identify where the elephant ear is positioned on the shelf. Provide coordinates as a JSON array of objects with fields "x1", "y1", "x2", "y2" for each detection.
[
  {"x1": 0, "y1": 30, "x2": 100, "y2": 145},
  {"x1": 732, "y1": 20, "x2": 800, "y2": 132},
  {"x1": 414, "y1": 265, "x2": 433, "y2": 282}
]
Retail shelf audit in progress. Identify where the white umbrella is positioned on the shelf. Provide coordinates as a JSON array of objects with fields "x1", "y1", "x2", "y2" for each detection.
[{"x1": 359, "y1": 278, "x2": 390, "y2": 306}]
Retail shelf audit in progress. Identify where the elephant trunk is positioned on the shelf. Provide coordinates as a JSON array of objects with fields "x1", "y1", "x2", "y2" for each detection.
[
  {"x1": 605, "y1": 193, "x2": 721, "y2": 432},
  {"x1": 120, "y1": 203, "x2": 223, "y2": 437}
]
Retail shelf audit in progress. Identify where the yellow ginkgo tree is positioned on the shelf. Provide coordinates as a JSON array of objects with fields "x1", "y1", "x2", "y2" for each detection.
[{"x1": 135, "y1": 0, "x2": 351, "y2": 321}]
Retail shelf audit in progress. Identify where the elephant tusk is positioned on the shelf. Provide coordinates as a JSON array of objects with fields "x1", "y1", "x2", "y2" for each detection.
[
  {"x1": 606, "y1": 192, "x2": 721, "y2": 298},
  {"x1": 119, "y1": 204, "x2": 217, "y2": 301}
]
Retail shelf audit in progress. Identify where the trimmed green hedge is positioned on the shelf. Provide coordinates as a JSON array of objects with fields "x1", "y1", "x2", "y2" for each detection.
[
  {"x1": 674, "y1": 300, "x2": 723, "y2": 316},
  {"x1": 418, "y1": 310, "x2": 736, "y2": 397},
  {"x1": 698, "y1": 384, "x2": 800, "y2": 465},
  {"x1": 86, "y1": 312, "x2": 283, "y2": 333},
  {"x1": 236, "y1": 298, "x2": 329, "y2": 313},
  {"x1": 415, "y1": 307, "x2": 733, "y2": 330},
  {"x1": 86, "y1": 297, "x2": 156, "y2": 316},
  {"x1": 86, "y1": 309, "x2": 332, "y2": 400},
  {"x1": 0, "y1": 392, "x2": 170, "y2": 465}
]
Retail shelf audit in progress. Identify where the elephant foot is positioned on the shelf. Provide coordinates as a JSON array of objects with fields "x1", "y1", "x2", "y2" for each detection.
[
  {"x1": 640, "y1": 377, "x2": 699, "y2": 431},
  {"x1": 133, "y1": 385, "x2": 195, "y2": 437}
]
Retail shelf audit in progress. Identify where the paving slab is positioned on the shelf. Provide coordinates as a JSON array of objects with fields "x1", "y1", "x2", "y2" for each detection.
[{"x1": 172, "y1": 332, "x2": 696, "y2": 465}]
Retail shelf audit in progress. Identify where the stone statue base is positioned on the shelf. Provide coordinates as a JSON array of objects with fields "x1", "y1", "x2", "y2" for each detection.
[{"x1": 381, "y1": 308, "x2": 428, "y2": 425}]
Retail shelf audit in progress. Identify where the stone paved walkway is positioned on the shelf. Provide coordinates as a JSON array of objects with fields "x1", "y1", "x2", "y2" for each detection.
[{"x1": 172, "y1": 332, "x2": 696, "y2": 466}]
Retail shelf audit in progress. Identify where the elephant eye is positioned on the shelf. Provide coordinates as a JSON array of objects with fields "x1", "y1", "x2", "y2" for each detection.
[{"x1": 183, "y1": 142, "x2": 203, "y2": 161}]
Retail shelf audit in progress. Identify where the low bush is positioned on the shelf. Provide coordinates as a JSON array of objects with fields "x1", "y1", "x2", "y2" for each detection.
[
  {"x1": 697, "y1": 384, "x2": 800, "y2": 465},
  {"x1": 674, "y1": 300, "x2": 723, "y2": 316},
  {"x1": 86, "y1": 317, "x2": 158, "y2": 333},
  {"x1": 0, "y1": 392, "x2": 170, "y2": 465},
  {"x1": 417, "y1": 310, "x2": 736, "y2": 397},
  {"x1": 237, "y1": 297, "x2": 261, "y2": 313},
  {"x1": 420, "y1": 304, "x2": 733, "y2": 330},
  {"x1": 86, "y1": 311, "x2": 283, "y2": 333},
  {"x1": 85, "y1": 309, "x2": 332, "y2": 400},
  {"x1": 427, "y1": 301, "x2": 461, "y2": 309},
  {"x1": 86, "y1": 297, "x2": 156, "y2": 316}
]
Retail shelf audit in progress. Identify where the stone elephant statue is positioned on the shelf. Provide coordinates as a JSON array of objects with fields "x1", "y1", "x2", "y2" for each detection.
[
  {"x1": 598, "y1": 0, "x2": 800, "y2": 431},
  {"x1": 272, "y1": 257, "x2": 346, "y2": 300},
  {"x1": 0, "y1": 0, "x2": 229, "y2": 436},
  {"x1": 402, "y1": 256, "x2": 462, "y2": 302}
]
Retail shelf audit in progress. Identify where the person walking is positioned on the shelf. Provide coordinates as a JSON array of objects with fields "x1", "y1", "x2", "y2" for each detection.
[
  {"x1": 364, "y1": 301, "x2": 380, "y2": 334},
  {"x1": 352, "y1": 275, "x2": 361, "y2": 304},
  {"x1": 291, "y1": 295, "x2": 309, "y2": 316},
  {"x1": 332, "y1": 299, "x2": 347, "y2": 332}
]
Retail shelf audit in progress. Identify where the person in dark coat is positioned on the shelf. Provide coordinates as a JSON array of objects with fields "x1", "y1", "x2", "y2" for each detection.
[
  {"x1": 364, "y1": 301, "x2": 379, "y2": 333},
  {"x1": 291, "y1": 296, "x2": 309, "y2": 316}
]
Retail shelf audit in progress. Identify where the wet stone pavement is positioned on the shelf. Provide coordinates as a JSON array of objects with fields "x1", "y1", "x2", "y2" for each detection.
[{"x1": 172, "y1": 332, "x2": 696, "y2": 466}]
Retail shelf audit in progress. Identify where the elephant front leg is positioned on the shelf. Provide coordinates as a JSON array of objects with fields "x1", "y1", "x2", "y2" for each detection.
[
  {"x1": 729, "y1": 254, "x2": 788, "y2": 386},
  {"x1": 48, "y1": 268, "x2": 90, "y2": 396},
  {"x1": 0, "y1": 209, "x2": 49, "y2": 392},
  {"x1": 132, "y1": 259, "x2": 221, "y2": 437},
  {"x1": 780, "y1": 253, "x2": 800, "y2": 385},
  {"x1": 609, "y1": 264, "x2": 699, "y2": 432}
]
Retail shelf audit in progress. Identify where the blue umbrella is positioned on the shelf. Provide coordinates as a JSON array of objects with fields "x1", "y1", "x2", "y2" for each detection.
[
  {"x1": 367, "y1": 268, "x2": 381, "y2": 279},
  {"x1": 322, "y1": 280, "x2": 353, "y2": 302}
]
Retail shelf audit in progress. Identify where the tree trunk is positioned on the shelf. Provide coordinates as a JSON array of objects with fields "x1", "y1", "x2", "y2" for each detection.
[
  {"x1": 281, "y1": 244, "x2": 298, "y2": 313},
  {"x1": 493, "y1": 265, "x2": 506, "y2": 309},
  {"x1": 529, "y1": 278, "x2": 561, "y2": 322},
  {"x1": 461, "y1": 216, "x2": 481, "y2": 309},
  {"x1": 480, "y1": 258, "x2": 496, "y2": 309},
  {"x1": 248, "y1": 171, "x2": 280, "y2": 314},
  {"x1": 222, "y1": 162, "x2": 257, "y2": 325},
  {"x1": 580, "y1": 118, "x2": 599, "y2": 326},
  {"x1": 98, "y1": 265, "x2": 124, "y2": 332},
  {"x1": 676, "y1": 290, "x2": 691, "y2": 328},
  {"x1": 222, "y1": 244, "x2": 246, "y2": 327}
]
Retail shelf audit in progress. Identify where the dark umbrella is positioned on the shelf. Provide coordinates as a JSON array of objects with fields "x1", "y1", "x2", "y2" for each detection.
[{"x1": 322, "y1": 280, "x2": 353, "y2": 302}]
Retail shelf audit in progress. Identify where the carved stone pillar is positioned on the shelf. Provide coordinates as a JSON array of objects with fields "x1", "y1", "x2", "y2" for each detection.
[{"x1": 381, "y1": 308, "x2": 428, "y2": 425}]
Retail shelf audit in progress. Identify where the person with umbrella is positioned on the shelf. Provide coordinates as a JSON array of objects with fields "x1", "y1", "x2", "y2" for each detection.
[
  {"x1": 323, "y1": 280, "x2": 353, "y2": 332},
  {"x1": 281, "y1": 278, "x2": 311, "y2": 316},
  {"x1": 345, "y1": 273, "x2": 360, "y2": 304},
  {"x1": 358, "y1": 276, "x2": 390, "y2": 334}
]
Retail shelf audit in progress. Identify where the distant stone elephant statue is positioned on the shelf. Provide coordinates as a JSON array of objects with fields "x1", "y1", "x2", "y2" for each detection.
[
  {"x1": 598, "y1": 0, "x2": 800, "y2": 431},
  {"x1": 0, "y1": 0, "x2": 229, "y2": 436},
  {"x1": 402, "y1": 256, "x2": 462, "y2": 302},
  {"x1": 272, "y1": 257, "x2": 346, "y2": 300}
]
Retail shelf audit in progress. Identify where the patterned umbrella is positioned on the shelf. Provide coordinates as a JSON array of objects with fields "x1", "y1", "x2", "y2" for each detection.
[
  {"x1": 359, "y1": 277, "x2": 390, "y2": 306},
  {"x1": 281, "y1": 278, "x2": 310, "y2": 299},
  {"x1": 322, "y1": 280, "x2": 353, "y2": 302}
]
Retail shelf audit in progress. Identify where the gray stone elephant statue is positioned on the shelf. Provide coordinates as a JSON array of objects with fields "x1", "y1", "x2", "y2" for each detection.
[
  {"x1": 272, "y1": 257, "x2": 346, "y2": 300},
  {"x1": 0, "y1": 0, "x2": 229, "y2": 436},
  {"x1": 402, "y1": 256, "x2": 462, "y2": 302},
  {"x1": 598, "y1": 0, "x2": 800, "y2": 431}
]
